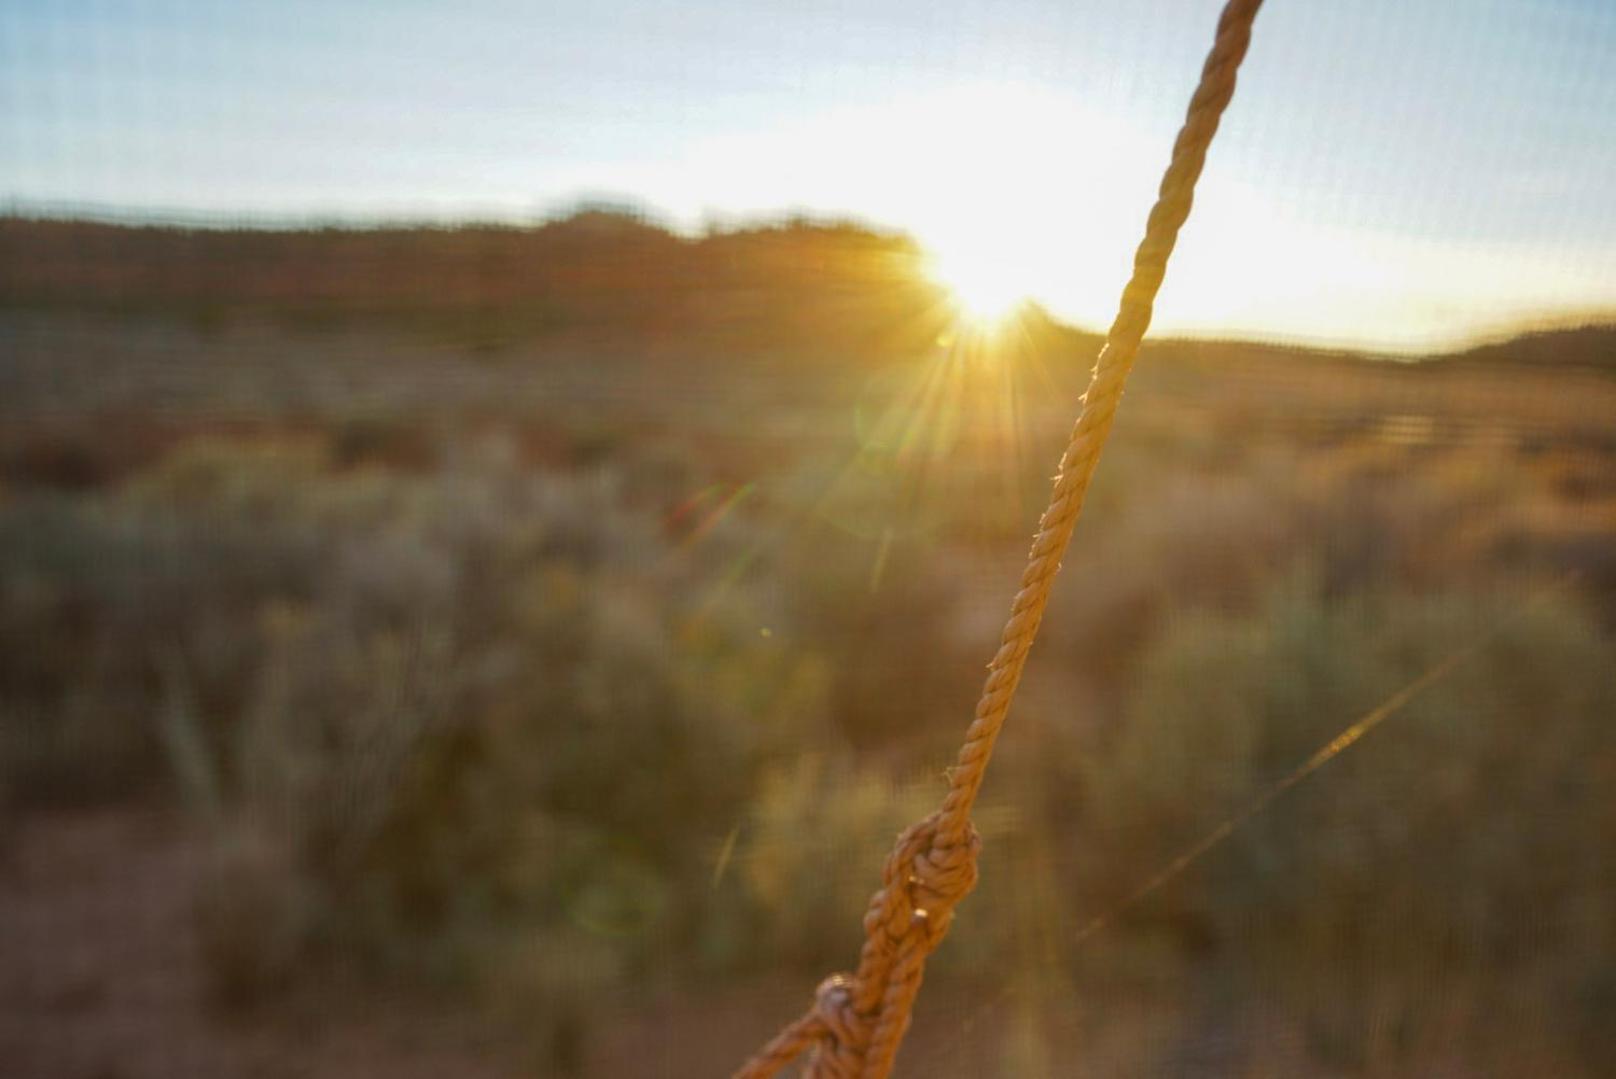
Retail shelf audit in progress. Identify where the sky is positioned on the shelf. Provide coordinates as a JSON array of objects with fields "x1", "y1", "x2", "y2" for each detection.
[{"x1": 3, "y1": 0, "x2": 1615, "y2": 351}]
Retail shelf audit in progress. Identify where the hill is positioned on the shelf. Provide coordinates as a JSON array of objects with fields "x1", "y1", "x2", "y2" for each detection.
[
  {"x1": 0, "y1": 211, "x2": 950, "y2": 356},
  {"x1": 1444, "y1": 323, "x2": 1616, "y2": 373}
]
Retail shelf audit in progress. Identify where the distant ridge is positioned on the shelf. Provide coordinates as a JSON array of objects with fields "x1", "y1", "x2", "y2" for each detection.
[
  {"x1": 0, "y1": 212, "x2": 947, "y2": 356},
  {"x1": 1443, "y1": 323, "x2": 1616, "y2": 373},
  {"x1": 3, "y1": 214, "x2": 1611, "y2": 368}
]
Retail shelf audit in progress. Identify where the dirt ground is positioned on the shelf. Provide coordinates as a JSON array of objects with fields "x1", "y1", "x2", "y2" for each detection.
[
  {"x1": 0, "y1": 807, "x2": 1185, "y2": 1078},
  {"x1": 7, "y1": 805, "x2": 1570, "y2": 1078},
  {"x1": 0, "y1": 807, "x2": 530, "y2": 1079},
  {"x1": 0, "y1": 808, "x2": 972, "y2": 1078}
]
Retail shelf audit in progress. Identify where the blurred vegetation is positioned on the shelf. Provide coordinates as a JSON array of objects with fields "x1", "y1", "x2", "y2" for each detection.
[
  {"x1": 0, "y1": 210, "x2": 958, "y2": 357},
  {"x1": 2, "y1": 216, "x2": 1615, "y2": 1075},
  {"x1": 1085, "y1": 581, "x2": 1616, "y2": 1068}
]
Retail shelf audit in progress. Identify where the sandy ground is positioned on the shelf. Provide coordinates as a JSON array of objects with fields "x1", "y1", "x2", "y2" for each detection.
[
  {"x1": 4, "y1": 805, "x2": 1558, "y2": 1078},
  {"x1": 0, "y1": 807, "x2": 954, "y2": 1078},
  {"x1": 0, "y1": 806, "x2": 1175, "y2": 1078},
  {"x1": 0, "y1": 808, "x2": 523, "y2": 1079}
]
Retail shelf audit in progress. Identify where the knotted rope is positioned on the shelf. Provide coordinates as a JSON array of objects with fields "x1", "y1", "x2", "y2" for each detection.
[{"x1": 735, "y1": 2, "x2": 1264, "y2": 1074}]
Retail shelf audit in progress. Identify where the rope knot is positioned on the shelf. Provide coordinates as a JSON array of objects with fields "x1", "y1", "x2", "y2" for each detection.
[
  {"x1": 812, "y1": 974, "x2": 864, "y2": 1047},
  {"x1": 909, "y1": 815, "x2": 983, "y2": 926}
]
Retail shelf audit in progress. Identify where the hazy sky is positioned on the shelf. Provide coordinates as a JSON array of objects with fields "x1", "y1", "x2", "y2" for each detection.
[{"x1": 4, "y1": 0, "x2": 1615, "y2": 350}]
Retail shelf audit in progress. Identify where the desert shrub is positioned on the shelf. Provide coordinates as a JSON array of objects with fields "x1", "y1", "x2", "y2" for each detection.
[
  {"x1": 0, "y1": 420, "x2": 122, "y2": 489},
  {"x1": 1083, "y1": 576, "x2": 1616, "y2": 1067},
  {"x1": 1042, "y1": 445, "x2": 1603, "y2": 713},
  {"x1": 1042, "y1": 461, "x2": 1313, "y2": 701},
  {"x1": 735, "y1": 753, "x2": 941, "y2": 970},
  {"x1": 13, "y1": 391, "x2": 1607, "y2": 1071},
  {"x1": 330, "y1": 411, "x2": 441, "y2": 471},
  {"x1": 34, "y1": 440, "x2": 865, "y2": 1023},
  {"x1": 0, "y1": 437, "x2": 858, "y2": 1010},
  {"x1": 781, "y1": 532, "x2": 981, "y2": 753},
  {"x1": 0, "y1": 491, "x2": 305, "y2": 806},
  {"x1": 0, "y1": 443, "x2": 377, "y2": 808},
  {"x1": 339, "y1": 563, "x2": 818, "y2": 985}
]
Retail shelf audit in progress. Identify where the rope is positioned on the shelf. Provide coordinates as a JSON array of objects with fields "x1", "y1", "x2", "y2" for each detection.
[{"x1": 735, "y1": 2, "x2": 1265, "y2": 1074}]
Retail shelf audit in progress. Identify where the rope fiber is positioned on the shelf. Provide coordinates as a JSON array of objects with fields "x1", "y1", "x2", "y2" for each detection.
[{"x1": 735, "y1": 2, "x2": 1265, "y2": 1074}]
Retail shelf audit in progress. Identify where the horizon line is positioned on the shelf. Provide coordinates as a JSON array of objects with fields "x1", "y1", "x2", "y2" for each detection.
[{"x1": 6, "y1": 196, "x2": 1615, "y2": 360}]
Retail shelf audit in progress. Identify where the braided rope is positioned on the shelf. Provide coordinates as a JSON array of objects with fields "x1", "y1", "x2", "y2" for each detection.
[{"x1": 735, "y1": 2, "x2": 1264, "y2": 1074}]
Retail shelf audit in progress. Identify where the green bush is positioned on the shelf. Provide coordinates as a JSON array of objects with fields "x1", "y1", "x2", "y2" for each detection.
[
  {"x1": 57, "y1": 442, "x2": 857, "y2": 1010},
  {"x1": 1084, "y1": 576, "x2": 1616, "y2": 1066},
  {"x1": 0, "y1": 439, "x2": 856, "y2": 1012},
  {"x1": 9, "y1": 419, "x2": 1612, "y2": 1072},
  {"x1": 736, "y1": 753, "x2": 940, "y2": 970}
]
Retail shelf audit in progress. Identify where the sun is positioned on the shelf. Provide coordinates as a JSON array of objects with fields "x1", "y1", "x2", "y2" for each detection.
[{"x1": 926, "y1": 245, "x2": 1036, "y2": 331}]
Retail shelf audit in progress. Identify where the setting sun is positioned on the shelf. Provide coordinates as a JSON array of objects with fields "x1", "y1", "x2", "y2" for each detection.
[{"x1": 926, "y1": 246, "x2": 1034, "y2": 329}]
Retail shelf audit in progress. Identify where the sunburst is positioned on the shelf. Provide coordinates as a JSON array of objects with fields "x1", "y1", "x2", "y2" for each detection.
[{"x1": 926, "y1": 246, "x2": 1034, "y2": 333}]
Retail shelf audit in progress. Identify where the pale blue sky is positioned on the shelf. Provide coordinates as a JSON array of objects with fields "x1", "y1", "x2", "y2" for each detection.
[{"x1": 3, "y1": 0, "x2": 1614, "y2": 348}]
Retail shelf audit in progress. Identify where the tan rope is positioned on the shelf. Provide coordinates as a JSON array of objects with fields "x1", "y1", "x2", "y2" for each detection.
[{"x1": 735, "y1": 2, "x2": 1265, "y2": 1075}]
